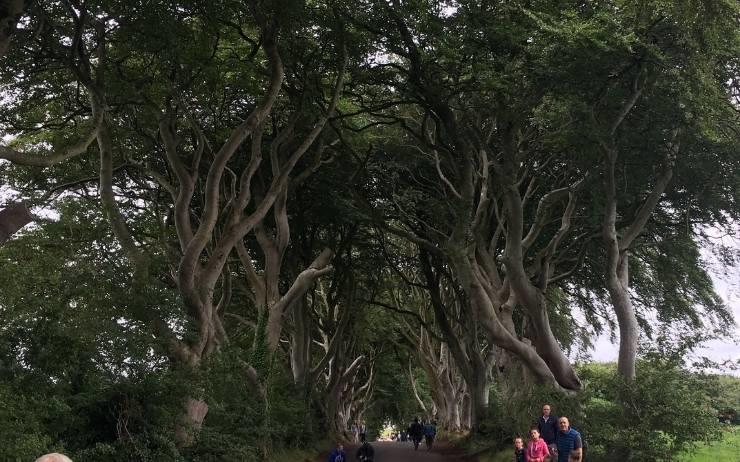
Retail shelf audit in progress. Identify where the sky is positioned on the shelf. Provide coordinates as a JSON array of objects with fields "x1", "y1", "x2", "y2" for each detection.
[{"x1": 589, "y1": 236, "x2": 740, "y2": 375}]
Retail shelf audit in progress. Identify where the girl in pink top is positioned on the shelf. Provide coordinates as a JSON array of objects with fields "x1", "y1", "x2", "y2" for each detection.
[{"x1": 526, "y1": 428, "x2": 550, "y2": 462}]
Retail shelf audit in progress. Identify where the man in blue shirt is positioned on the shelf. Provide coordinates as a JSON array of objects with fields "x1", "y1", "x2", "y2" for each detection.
[
  {"x1": 556, "y1": 417, "x2": 582, "y2": 462},
  {"x1": 423, "y1": 420, "x2": 437, "y2": 449}
]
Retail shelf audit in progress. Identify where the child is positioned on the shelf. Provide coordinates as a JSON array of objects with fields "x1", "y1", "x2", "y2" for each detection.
[
  {"x1": 514, "y1": 436, "x2": 525, "y2": 462},
  {"x1": 526, "y1": 427, "x2": 550, "y2": 462},
  {"x1": 327, "y1": 442, "x2": 346, "y2": 462}
]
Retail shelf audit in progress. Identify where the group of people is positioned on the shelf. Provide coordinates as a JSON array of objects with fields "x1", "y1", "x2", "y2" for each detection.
[
  {"x1": 328, "y1": 404, "x2": 583, "y2": 462},
  {"x1": 513, "y1": 404, "x2": 584, "y2": 462},
  {"x1": 350, "y1": 421, "x2": 368, "y2": 443},
  {"x1": 327, "y1": 434, "x2": 375, "y2": 462},
  {"x1": 406, "y1": 417, "x2": 437, "y2": 450}
]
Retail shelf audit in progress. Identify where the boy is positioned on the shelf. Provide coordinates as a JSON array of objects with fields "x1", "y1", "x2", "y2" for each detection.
[
  {"x1": 327, "y1": 442, "x2": 346, "y2": 462},
  {"x1": 514, "y1": 436, "x2": 526, "y2": 462}
]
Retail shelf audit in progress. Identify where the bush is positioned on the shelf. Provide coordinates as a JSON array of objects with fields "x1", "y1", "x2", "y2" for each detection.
[
  {"x1": 581, "y1": 358, "x2": 722, "y2": 461},
  {"x1": 484, "y1": 379, "x2": 586, "y2": 447}
]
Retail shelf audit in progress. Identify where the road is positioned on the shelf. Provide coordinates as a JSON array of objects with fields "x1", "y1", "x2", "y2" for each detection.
[{"x1": 317, "y1": 441, "x2": 476, "y2": 462}]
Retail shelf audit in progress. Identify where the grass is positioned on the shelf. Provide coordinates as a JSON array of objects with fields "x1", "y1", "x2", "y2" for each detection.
[
  {"x1": 680, "y1": 428, "x2": 740, "y2": 462},
  {"x1": 268, "y1": 439, "x2": 330, "y2": 462},
  {"x1": 441, "y1": 431, "x2": 511, "y2": 462},
  {"x1": 471, "y1": 427, "x2": 740, "y2": 462}
]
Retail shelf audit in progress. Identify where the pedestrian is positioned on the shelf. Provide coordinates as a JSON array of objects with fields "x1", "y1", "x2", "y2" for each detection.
[
  {"x1": 409, "y1": 417, "x2": 424, "y2": 450},
  {"x1": 555, "y1": 417, "x2": 583, "y2": 462},
  {"x1": 538, "y1": 403, "x2": 559, "y2": 454},
  {"x1": 356, "y1": 434, "x2": 375, "y2": 462},
  {"x1": 526, "y1": 427, "x2": 550, "y2": 462},
  {"x1": 359, "y1": 421, "x2": 367, "y2": 442},
  {"x1": 327, "y1": 442, "x2": 347, "y2": 462},
  {"x1": 514, "y1": 436, "x2": 526, "y2": 462},
  {"x1": 423, "y1": 419, "x2": 437, "y2": 450}
]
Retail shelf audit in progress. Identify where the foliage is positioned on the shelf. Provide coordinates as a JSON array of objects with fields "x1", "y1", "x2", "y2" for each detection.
[
  {"x1": 0, "y1": 0, "x2": 738, "y2": 459},
  {"x1": 704, "y1": 375, "x2": 740, "y2": 424},
  {"x1": 580, "y1": 359, "x2": 722, "y2": 461}
]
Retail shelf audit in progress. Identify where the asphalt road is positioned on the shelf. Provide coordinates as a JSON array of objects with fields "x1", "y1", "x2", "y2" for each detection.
[{"x1": 318, "y1": 441, "x2": 476, "y2": 462}]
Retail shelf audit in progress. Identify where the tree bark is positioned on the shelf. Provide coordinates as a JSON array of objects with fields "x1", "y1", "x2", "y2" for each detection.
[
  {"x1": 174, "y1": 398, "x2": 209, "y2": 446},
  {"x1": 601, "y1": 129, "x2": 677, "y2": 381},
  {"x1": 0, "y1": 202, "x2": 32, "y2": 245},
  {"x1": 0, "y1": 0, "x2": 23, "y2": 57}
]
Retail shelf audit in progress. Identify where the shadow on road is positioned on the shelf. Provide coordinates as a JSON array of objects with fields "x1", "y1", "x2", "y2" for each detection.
[{"x1": 315, "y1": 441, "x2": 477, "y2": 462}]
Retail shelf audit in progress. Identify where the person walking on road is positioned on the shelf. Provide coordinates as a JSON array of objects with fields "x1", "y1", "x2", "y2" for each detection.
[
  {"x1": 423, "y1": 420, "x2": 437, "y2": 450},
  {"x1": 556, "y1": 417, "x2": 583, "y2": 462},
  {"x1": 409, "y1": 417, "x2": 424, "y2": 450},
  {"x1": 359, "y1": 421, "x2": 368, "y2": 442},
  {"x1": 356, "y1": 434, "x2": 375, "y2": 462}
]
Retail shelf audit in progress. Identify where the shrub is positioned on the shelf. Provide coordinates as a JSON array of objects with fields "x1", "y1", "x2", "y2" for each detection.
[{"x1": 581, "y1": 358, "x2": 722, "y2": 461}]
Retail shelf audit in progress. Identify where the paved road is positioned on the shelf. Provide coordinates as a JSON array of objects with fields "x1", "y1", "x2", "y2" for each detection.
[{"x1": 318, "y1": 441, "x2": 476, "y2": 462}]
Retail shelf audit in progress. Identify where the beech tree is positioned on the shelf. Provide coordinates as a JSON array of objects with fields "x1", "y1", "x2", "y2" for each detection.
[{"x1": 0, "y1": 0, "x2": 738, "y2": 459}]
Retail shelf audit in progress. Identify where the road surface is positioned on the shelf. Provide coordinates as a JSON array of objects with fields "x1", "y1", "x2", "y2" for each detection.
[{"x1": 317, "y1": 441, "x2": 476, "y2": 462}]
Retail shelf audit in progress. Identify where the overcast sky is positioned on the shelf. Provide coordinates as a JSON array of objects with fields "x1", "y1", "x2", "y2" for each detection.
[{"x1": 589, "y1": 237, "x2": 740, "y2": 375}]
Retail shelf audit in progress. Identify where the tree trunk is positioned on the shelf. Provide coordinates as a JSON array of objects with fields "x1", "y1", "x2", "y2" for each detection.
[
  {"x1": 461, "y1": 391, "x2": 472, "y2": 430},
  {"x1": 290, "y1": 297, "x2": 311, "y2": 386},
  {"x1": 607, "y1": 252, "x2": 638, "y2": 380},
  {"x1": 601, "y1": 132, "x2": 677, "y2": 381},
  {"x1": 0, "y1": 0, "x2": 24, "y2": 58},
  {"x1": 469, "y1": 372, "x2": 489, "y2": 427},
  {"x1": 0, "y1": 202, "x2": 32, "y2": 245},
  {"x1": 174, "y1": 398, "x2": 209, "y2": 446}
]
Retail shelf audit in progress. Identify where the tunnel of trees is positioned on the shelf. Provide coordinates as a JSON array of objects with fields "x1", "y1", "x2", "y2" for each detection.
[{"x1": 0, "y1": 1, "x2": 739, "y2": 461}]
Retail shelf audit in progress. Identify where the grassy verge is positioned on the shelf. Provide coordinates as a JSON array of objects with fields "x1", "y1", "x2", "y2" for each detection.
[
  {"x1": 440, "y1": 431, "x2": 511, "y2": 462},
  {"x1": 268, "y1": 439, "x2": 330, "y2": 462},
  {"x1": 679, "y1": 428, "x2": 739, "y2": 462},
  {"x1": 465, "y1": 426, "x2": 740, "y2": 462}
]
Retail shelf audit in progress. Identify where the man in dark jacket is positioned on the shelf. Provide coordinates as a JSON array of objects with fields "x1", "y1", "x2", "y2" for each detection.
[
  {"x1": 409, "y1": 417, "x2": 424, "y2": 449},
  {"x1": 538, "y1": 403, "x2": 558, "y2": 453},
  {"x1": 356, "y1": 434, "x2": 375, "y2": 461}
]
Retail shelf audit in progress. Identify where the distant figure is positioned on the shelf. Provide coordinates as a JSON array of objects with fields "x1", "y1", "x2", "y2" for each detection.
[
  {"x1": 409, "y1": 417, "x2": 424, "y2": 450},
  {"x1": 423, "y1": 420, "x2": 437, "y2": 450},
  {"x1": 356, "y1": 434, "x2": 375, "y2": 462},
  {"x1": 327, "y1": 442, "x2": 347, "y2": 462},
  {"x1": 35, "y1": 455, "x2": 73, "y2": 462},
  {"x1": 359, "y1": 421, "x2": 367, "y2": 442}
]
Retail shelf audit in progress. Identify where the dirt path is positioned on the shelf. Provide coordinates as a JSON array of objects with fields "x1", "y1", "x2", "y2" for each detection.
[{"x1": 316, "y1": 441, "x2": 477, "y2": 462}]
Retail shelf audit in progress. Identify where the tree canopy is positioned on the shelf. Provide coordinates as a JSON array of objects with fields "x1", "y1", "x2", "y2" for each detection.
[{"x1": 0, "y1": 0, "x2": 738, "y2": 460}]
